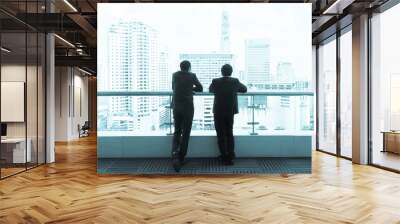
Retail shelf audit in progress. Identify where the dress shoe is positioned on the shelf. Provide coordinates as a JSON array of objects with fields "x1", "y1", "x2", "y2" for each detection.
[
  {"x1": 172, "y1": 157, "x2": 181, "y2": 172},
  {"x1": 218, "y1": 155, "x2": 233, "y2": 166},
  {"x1": 172, "y1": 151, "x2": 182, "y2": 172},
  {"x1": 224, "y1": 159, "x2": 234, "y2": 166},
  {"x1": 217, "y1": 155, "x2": 227, "y2": 162}
]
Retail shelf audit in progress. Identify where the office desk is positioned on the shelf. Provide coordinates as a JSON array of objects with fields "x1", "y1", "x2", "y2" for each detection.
[
  {"x1": 1, "y1": 138, "x2": 31, "y2": 163},
  {"x1": 382, "y1": 131, "x2": 400, "y2": 154}
]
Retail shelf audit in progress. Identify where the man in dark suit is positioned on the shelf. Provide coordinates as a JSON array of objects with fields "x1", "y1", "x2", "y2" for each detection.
[
  {"x1": 171, "y1": 60, "x2": 203, "y2": 172},
  {"x1": 209, "y1": 64, "x2": 247, "y2": 165}
]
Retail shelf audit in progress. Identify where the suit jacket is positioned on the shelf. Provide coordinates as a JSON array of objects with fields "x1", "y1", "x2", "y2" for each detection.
[
  {"x1": 209, "y1": 77, "x2": 247, "y2": 115},
  {"x1": 172, "y1": 71, "x2": 203, "y2": 110}
]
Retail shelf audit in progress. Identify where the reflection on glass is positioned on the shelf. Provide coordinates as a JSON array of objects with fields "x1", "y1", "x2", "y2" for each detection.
[
  {"x1": 340, "y1": 30, "x2": 352, "y2": 158},
  {"x1": 27, "y1": 32, "x2": 38, "y2": 169},
  {"x1": 371, "y1": 4, "x2": 400, "y2": 171},
  {"x1": 318, "y1": 38, "x2": 337, "y2": 154},
  {"x1": 1, "y1": 32, "x2": 27, "y2": 177},
  {"x1": 38, "y1": 33, "x2": 46, "y2": 165},
  {"x1": 0, "y1": 1, "x2": 47, "y2": 179}
]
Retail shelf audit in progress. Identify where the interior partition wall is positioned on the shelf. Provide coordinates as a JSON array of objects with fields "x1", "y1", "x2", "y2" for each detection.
[
  {"x1": 0, "y1": 1, "x2": 47, "y2": 179},
  {"x1": 316, "y1": 26, "x2": 353, "y2": 159}
]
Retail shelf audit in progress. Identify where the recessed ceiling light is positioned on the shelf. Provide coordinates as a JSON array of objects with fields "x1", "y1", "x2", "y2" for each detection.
[
  {"x1": 322, "y1": 0, "x2": 354, "y2": 15},
  {"x1": 78, "y1": 67, "x2": 93, "y2": 76},
  {"x1": 1, "y1": 47, "x2": 11, "y2": 53},
  {"x1": 63, "y1": 0, "x2": 78, "y2": 12},
  {"x1": 54, "y1": 34, "x2": 75, "y2": 48}
]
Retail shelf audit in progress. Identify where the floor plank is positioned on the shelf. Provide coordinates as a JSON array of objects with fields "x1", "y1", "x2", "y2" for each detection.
[{"x1": 0, "y1": 135, "x2": 400, "y2": 223}]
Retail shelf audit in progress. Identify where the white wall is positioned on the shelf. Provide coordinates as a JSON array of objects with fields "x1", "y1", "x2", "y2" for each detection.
[
  {"x1": 71, "y1": 73, "x2": 89, "y2": 138},
  {"x1": 55, "y1": 67, "x2": 89, "y2": 141},
  {"x1": 1, "y1": 65, "x2": 43, "y2": 138}
]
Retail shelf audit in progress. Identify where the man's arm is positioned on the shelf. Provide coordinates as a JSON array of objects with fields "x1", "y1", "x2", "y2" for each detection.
[
  {"x1": 237, "y1": 79, "x2": 247, "y2": 93},
  {"x1": 192, "y1": 74, "x2": 203, "y2": 92},
  {"x1": 209, "y1": 79, "x2": 216, "y2": 93},
  {"x1": 172, "y1": 73, "x2": 176, "y2": 90}
]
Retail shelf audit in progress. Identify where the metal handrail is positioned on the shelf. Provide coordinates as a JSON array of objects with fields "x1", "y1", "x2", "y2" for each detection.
[
  {"x1": 98, "y1": 91, "x2": 314, "y2": 135},
  {"x1": 97, "y1": 91, "x2": 314, "y2": 97}
]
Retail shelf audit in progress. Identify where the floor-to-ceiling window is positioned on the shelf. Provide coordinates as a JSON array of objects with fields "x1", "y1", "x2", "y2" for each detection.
[
  {"x1": 339, "y1": 28, "x2": 352, "y2": 158},
  {"x1": 317, "y1": 25, "x2": 354, "y2": 159},
  {"x1": 0, "y1": 1, "x2": 46, "y2": 179},
  {"x1": 370, "y1": 3, "x2": 400, "y2": 171},
  {"x1": 317, "y1": 36, "x2": 337, "y2": 154},
  {"x1": 97, "y1": 4, "x2": 314, "y2": 138}
]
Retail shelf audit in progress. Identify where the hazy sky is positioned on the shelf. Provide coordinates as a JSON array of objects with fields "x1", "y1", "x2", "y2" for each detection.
[{"x1": 98, "y1": 3, "x2": 311, "y2": 81}]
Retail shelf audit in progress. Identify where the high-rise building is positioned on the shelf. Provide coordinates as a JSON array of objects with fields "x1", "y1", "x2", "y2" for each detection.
[
  {"x1": 179, "y1": 53, "x2": 233, "y2": 129},
  {"x1": 220, "y1": 11, "x2": 230, "y2": 53},
  {"x1": 238, "y1": 70, "x2": 246, "y2": 85},
  {"x1": 276, "y1": 62, "x2": 294, "y2": 83},
  {"x1": 107, "y1": 21, "x2": 158, "y2": 131},
  {"x1": 245, "y1": 39, "x2": 270, "y2": 88},
  {"x1": 322, "y1": 70, "x2": 336, "y2": 141},
  {"x1": 275, "y1": 62, "x2": 294, "y2": 129},
  {"x1": 158, "y1": 50, "x2": 171, "y2": 130},
  {"x1": 158, "y1": 51, "x2": 170, "y2": 91}
]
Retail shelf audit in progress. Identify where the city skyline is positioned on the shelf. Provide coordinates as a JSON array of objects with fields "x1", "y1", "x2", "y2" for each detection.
[
  {"x1": 99, "y1": 21, "x2": 311, "y2": 91},
  {"x1": 98, "y1": 3, "x2": 311, "y2": 85},
  {"x1": 97, "y1": 4, "x2": 313, "y2": 133}
]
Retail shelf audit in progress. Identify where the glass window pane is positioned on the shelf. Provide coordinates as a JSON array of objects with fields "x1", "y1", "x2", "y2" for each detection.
[
  {"x1": 318, "y1": 38, "x2": 337, "y2": 154},
  {"x1": 340, "y1": 30, "x2": 352, "y2": 158},
  {"x1": 371, "y1": 4, "x2": 400, "y2": 171},
  {"x1": 27, "y1": 31, "x2": 39, "y2": 169},
  {"x1": 38, "y1": 32, "x2": 46, "y2": 165},
  {"x1": 97, "y1": 5, "x2": 314, "y2": 137},
  {"x1": 1, "y1": 31, "x2": 27, "y2": 177}
]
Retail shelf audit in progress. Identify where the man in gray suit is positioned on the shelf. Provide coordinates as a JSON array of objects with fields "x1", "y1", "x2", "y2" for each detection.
[
  {"x1": 171, "y1": 61, "x2": 203, "y2": 172},
  {"x1": 209, "y1": 64, "x2": 247, "y2": 165}
]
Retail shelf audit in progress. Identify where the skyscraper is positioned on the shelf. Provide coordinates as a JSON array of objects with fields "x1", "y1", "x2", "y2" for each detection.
[
  {"x1": 158, "y1": 50, "x2": 171, "y2": 130},
  {"x1": 322, "y1": 70, "x2": 336, "y2": 141},
  {"x1": 220, "y1": 11, "x2": 230, "y2": 53},
  {"x1": 107, "y1": 21, "x2": 158, "y2": 131},
  {"x1": 276, "y1": 62, "x2": 294, "y2": 122},
  {"x1": 276, "y1": 62, "x2": 294, "y2": 83},
  {"x1": 158, "y1": 51, "x2": 170, "y2": 91},
  {"x1": 245, "y1": 39, "x2": 271, "y2": 88}
]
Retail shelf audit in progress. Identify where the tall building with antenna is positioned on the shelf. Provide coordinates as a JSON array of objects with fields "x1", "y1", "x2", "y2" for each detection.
[{"x1": 220, "y1": 11, "x2": 230, "y2": 53}]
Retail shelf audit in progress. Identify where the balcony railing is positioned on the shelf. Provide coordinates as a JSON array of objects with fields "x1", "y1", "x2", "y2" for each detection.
[
  {"x1": 98, "y1": 91, "x2": 314, "y2": 97},
  {"x1": 97, "y1": 91, "x2": 314, "y2": 136}
]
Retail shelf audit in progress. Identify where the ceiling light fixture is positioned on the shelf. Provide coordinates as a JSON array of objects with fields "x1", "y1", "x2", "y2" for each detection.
[
  {"x1": 1, "y1": 47, "x2": 11, "y2": 53},
  {"x1": 78, "y1": 67, "x2": 93, "y2": 76},
  {"x1": 63, "y1": 0, "x2": 78, "y2": 12},
  {"x1": 54, "y1": 34, "x2": 75, "y2": 48},
  {"x1": 322, "y1": 0, "x2": 354, "y2": 15}
]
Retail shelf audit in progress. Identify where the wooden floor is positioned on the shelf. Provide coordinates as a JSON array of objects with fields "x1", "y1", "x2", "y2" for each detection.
[
  {"x1": 1, "y1": 136, "x2": 400, "y2": 224},
  {"x1": 373, "y1": 151, "x2": 400, "y2": 171},
  {"x1": 0, "y1": 167, "x2": 26, "y2": 178}
]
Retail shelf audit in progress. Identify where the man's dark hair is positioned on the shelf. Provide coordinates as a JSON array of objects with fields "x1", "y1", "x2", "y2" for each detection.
[
  {"x1": 180, "y1": 60, "x2": 191, "y2": 71},
  {"x1": 221, "y1": 64, "x2": 233, "y2": 77}
]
